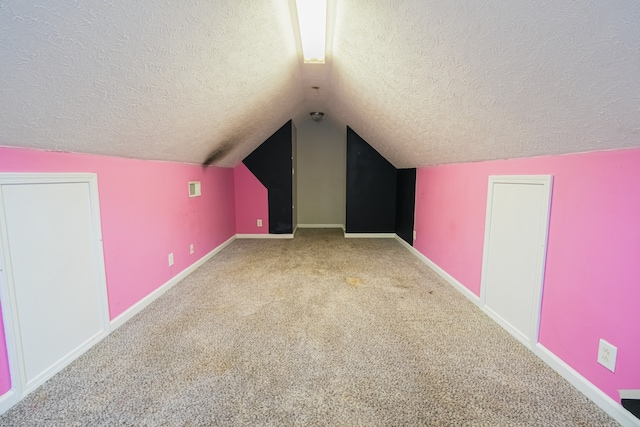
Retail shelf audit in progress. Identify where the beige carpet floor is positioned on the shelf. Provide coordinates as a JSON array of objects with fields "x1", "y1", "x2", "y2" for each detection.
[{"x1": 0, "y1": 228, "x2": 618, "y2": 426}]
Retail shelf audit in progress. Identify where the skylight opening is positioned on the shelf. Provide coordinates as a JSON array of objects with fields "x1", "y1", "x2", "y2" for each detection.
[{"x1": 296, "y1": 0, "x2": 327, "y2": 63}]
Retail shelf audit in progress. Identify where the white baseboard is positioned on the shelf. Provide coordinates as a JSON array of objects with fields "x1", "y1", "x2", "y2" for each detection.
[
  {"x1": 395, "y1": 235, "x2": 638, "y2": 426},
  {"x1": 297, "y1": 224, "x2": 345, "y2": 229},
  {"x1": 396, "y1": 236, "x2": 480, "y2": 306},
  {"x1": 0, "y1": 389, "x2": 17, "y2": 415},
  {"x1": 236, "y1": 233, "x2": 294, "y2": 239},
  {"x1": 536, "y1": 344, "x2": 640, "y2": 427},
  {"x1": 22, "y1": 329, "x2": 108, "y2": 397},
  {"x1": 394, "y1": 234, "x2": 414, "y2": 251},
  {"x1": 111, "y1": 235, "x2": 236, "y2": 330},
  {"x1": 344, "y1": 232, "x2": 396, "y2": 238},
  {"x1": 482, "y1": 305, "x2": 533, "y2": 349},
  {"x1": 621, "y1": 390, "x2": 640, "y2": 400},
  {"x1": 0, "y1": 235, "x2": 237, "y2": 416},
  {"x1": 398, "y1": 235, "x2": 529, "y2": 346}
]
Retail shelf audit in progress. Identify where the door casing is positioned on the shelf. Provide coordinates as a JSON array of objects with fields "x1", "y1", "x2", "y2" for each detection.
[
  {"x1": 480, "y1": 175, "x2": 553, "y2": 349},
  {"x1": 0, "y1": 173, "x2": 110, "y2": 411}
]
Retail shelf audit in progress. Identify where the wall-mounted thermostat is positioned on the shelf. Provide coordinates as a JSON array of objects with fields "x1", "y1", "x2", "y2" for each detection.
[{"x1": 188, "y1": 181, "x2": 201, "y2": 197}]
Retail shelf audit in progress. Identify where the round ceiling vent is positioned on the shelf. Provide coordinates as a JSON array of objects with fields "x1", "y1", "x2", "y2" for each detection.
[{"x1": 310, "y1": 112, "x2": 324, "y2": 122}]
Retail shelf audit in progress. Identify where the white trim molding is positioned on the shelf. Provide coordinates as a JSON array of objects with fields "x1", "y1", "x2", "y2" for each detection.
[
  {"x1": 396, "y1": 235, "x2": 639, "y2": 427},
  {"x1": 396, "y1": 235, "x2": 480, "y2": 306},
  {"x1": 536, "y1": 344, "x2": 640, "y2": 427},
  {"x1": 111, "y1": 235, "x2": 236, "y2": 330},
  {"x1": 0, "y1": 232, "x2": 237, "y2": 416},
  {"x1": 236, "y1": 233, "x2": 294, "y2": 239},
  {"x1": 479, "y1": 175, "x2": 553, "y2": 350},
  {"x1": 297, "y1": 224, "x2": 345, "y2": 229},
  {"x1": 344, "y1": 232, "x2": 396, "y2": 238},
  {"x1": 0, "y1": 173, "x2": 111, "y2": 411},
  {"x1": 621, "y1": 390, "x2": 640, "y2": 400},
  {"x1": 0, "y1": 390, "x2": 17, "y2": 415}
]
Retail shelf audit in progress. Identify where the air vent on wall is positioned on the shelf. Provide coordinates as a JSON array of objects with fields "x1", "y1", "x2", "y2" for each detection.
[{"x1": 189, "y1": 181, "x2": 201, "y2": 197}]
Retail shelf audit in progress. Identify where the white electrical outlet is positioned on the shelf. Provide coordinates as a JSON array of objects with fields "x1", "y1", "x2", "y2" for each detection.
[
  {"x1": 413, "y1": 230, "x2": 417, "y2": 240},
  {"x1": 597, "y1": 339, "x2": 617, "y2": 372},
  {"x1": 168, "y1": 253, "x2": 174, "y2": 266},
  {"x1": 189, "y1": 244, "x2": 194, "y2": 254},
  {"x1": 257, "y1": 219, "x2": 262, "y2": 227}
]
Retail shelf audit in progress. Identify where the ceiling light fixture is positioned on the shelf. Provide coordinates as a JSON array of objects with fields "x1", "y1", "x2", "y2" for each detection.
[
  {"x1": 310, "y1": 112, "x2": 324, "y2": 121},
  {"x1": 296, "y1": 0, "x2": 327, "y2": 63}
]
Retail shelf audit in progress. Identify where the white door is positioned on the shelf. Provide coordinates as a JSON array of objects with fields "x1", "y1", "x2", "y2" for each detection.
[
  {"x1": 0, "y1": 174, "x2": 109, "y2": 397},
  {"x1": 480, "y1": 176, "x2": 552, "y2": 349}
]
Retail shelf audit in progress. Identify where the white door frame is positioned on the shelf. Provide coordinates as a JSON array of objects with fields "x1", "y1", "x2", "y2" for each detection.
[
  {"x1": 0, "y1": 173, "x2": 110, "y2": 412},
  {"x1": 479, "y1": 175, "x2": 553, "y2": 349}
]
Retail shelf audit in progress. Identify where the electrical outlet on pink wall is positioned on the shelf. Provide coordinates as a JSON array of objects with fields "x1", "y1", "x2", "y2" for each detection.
[
  {"x1": 413, "y1": 148, "x2": 640, "y2": 406},
  {"x1": 234, "y1": 163, "x2": 269, "y2": 234},
  {"x1": 0, "y1": 146, "x2": 237, "y2": 396}
]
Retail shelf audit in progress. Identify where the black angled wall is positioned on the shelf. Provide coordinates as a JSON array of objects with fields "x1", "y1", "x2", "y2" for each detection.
[
  {"x1": 345, "y1": 127, "x2": 416, "y2": 245},
  {"x1": 396, "y1": 168, "x2": 416, "y2": 245},
  {"x1": 346, "y1": 127, "x2": 397, "y2": 233},
  {"x1": 242, "y1": 122, "x2": 414, "y2": 240},
  {"x1": 243, "y1": 121, "x2": 293, "y2": 234}
]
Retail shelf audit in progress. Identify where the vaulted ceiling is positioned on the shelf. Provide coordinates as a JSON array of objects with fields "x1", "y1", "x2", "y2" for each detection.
[{"x1": 1, "y1": 0, "x2": 638, "y2": 168}]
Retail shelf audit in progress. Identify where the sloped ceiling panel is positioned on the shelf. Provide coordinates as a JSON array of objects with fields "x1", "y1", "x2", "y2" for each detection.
[
  {"x1": 329, "y1": 0, "x2": 640, "y2": 168},
  {"x1": 1, "y1": 0, "x2": 639, "y2": 168},
  {"x1": 0, "y1": 0, "x2": 303, "y2": 167}
]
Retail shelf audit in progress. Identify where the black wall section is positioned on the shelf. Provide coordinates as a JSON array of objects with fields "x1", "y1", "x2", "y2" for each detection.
[
  {"x1": 346, "y1": 127, "x2": 397, "y2": 233},
  {"x1": 243, "y1": 121, "x2": 293, "y2": 234},
  {"x1": 622, "y1": 398, "x2": 640, "y2": 420},
  {"x1": 396, "y1": 168, "x2": 416, "y2": 245}
]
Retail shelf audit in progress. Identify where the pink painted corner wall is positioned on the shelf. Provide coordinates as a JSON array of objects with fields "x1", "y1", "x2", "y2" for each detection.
[
  {"x1": 414, "y1": 148, "x2": 640, "y2": 404},
  {"x1": 234, "y1": 163, "x2": 269, "y2": 234},
  {"x1": 0, "y1": 146, "x2": 236, "y2": 396}
]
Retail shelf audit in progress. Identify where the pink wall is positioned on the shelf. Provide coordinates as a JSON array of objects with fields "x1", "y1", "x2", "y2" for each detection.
[
  {"x1": 414, "y1": 148, "x2": 640, "y2": 404},
  {"x1": 234, "y1": 163, "x2": 269, "y2": 234},
  {"x1": 0, "y1": 146, "x2": 236, "y2": 395}
]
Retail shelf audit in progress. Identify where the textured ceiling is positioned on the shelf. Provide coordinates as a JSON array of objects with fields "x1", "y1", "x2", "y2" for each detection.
[
  {"x1": 1, "y1": 0, "x2": 639, "y2": 168},
  {"x1": 0, "y1": 0, "x2": 303, "y2": 167}
]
